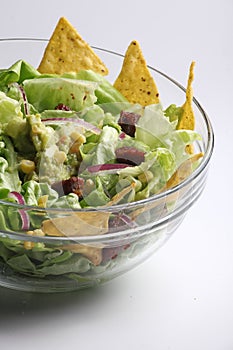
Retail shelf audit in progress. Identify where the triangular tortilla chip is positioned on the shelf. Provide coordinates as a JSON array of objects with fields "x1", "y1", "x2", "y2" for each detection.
[
  {"x1": 177, "y1": 61, "x2": 196, "y2": 154},
  {"x1": 113, "y1": 40, "x2": 160, "y2": 106},
  {"x1": 161, "y1": 152, "x2": 203, "y2": 191},
  {"x1": 41, "y1": 211, "x2": 110, "y2": 237},
  {"x1": 105, "y1": 183, "x2": 136, "y2": 206},
  {"x1": 38, "y1": 17, "x2": 108, "y2": 75},
  {"x1": 130, "y1": 152, "x2": 203, "y2": 221},
  {"x1": 61, "y1": 244, "x2": 103, "y2": 266},
  {"x1": 178, "y1": 61, "x2": 195, "y2": 131}
]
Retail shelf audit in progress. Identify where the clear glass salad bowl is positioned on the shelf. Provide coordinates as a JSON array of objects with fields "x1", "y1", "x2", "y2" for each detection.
[{"x1": 0, "y1": 39, "x2": 214, "y2": 293}]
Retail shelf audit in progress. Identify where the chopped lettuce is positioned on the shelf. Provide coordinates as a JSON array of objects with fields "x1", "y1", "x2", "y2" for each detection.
[
  {"x1": 0, "y1": 58, "x2": 203, "y2": 282},
  {"x1": 0, "y1": 135, "x2": 21, "y2": 192},
  {"x1": 0, "y1": 60, "x2": 40, "y2": 87},
  {"x1": 21, "y1": 180, "x2": 58, "y2": 207},
  {"x1": 0, "y1": 91, "x2": 23, "y2": 123},
  {"x1": 62, "y1": 69, "x2": 128, "y2": 106},
  {"x1": 23, "y1": 77, "x2": 98, "y2": 112}
]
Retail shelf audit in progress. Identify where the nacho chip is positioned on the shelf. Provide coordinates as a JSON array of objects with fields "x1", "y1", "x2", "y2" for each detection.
[
  {"x1": 178, "y1": 61, "x2": 195, "y2": 131},
  {"x1": 41, "y1": 211, "x2": 110, "y2": 237},
  {"x1": 105, "y1": 183, "x2": 136, "y2": 206},
  {"x1": 161, "y1": 152, "x2": 203, "y2": 191},
  {"x1": 38, "y1": 17, "x2": 108, "y2": 75},
  {"x1": 61, "y1": 244, "x2": 103, "y2": 266},
  {"x1": 113, "y1": 40, "x2": 160, "y2": 106},
  {"x1": 130, "y1": 153, "x2": 203, "y2": 221}
]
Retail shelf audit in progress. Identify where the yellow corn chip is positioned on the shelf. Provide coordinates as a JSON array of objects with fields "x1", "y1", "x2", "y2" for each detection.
[
  {"x1": 130, "y1": 152, "x2": 203, "y2": 221},
  {"x1": 178, "y1": 61, "x2": 195, "y2": 130},
  {"x1": 105, "y1": 183, "x2": 136, "y2": 206},
  {"x1": 41, "y1": 211, "x2": 110, "y2": 237},
  {"x1": 113, "y1": 40, "x2": 160, "y2": 106},
  {"x1": 162, "y1": 152, "x2": 203, "y2": 191},
  {"x1": 38, "y1": 17, "x2": 108, "y2": 75},
  {"x1": 177, "y1": 61, "x2": 196, "y2": 154},
  {"x1": 61, "y1": 244, "x2": 103, "y2": 266}
]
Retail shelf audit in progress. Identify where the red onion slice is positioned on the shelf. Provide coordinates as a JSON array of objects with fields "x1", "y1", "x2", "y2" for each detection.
[
  {"x1": 8, "y1": 191, "x2": 30, "y2": 231},
  {"x1": 12, "y1": 83, "x2": 29, "y2": 115},
  {"x1": 8, "y1": 191, "x2": 25, "y2": 205},
  {"x1": 118, "y1": 213, "x2": 138, "y2": 229},
  {"x1": 42, "y1": 117, "x2": 101, "y2": 135},
  {"x1": 18, "y1": 209, "x2": 30, "y2": 231},
  {"x1": 87, "y1": 163, "x2": 131, "y2": 175}
]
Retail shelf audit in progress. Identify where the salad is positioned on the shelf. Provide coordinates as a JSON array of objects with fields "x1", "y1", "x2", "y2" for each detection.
[{"x1": 0, "y1": 18, "x2": 203, "y2": 286}]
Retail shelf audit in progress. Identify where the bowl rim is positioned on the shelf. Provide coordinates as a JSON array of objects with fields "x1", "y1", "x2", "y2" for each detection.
[{"x1": 0, "y1": 38, "x2": 214, "y2": 235}]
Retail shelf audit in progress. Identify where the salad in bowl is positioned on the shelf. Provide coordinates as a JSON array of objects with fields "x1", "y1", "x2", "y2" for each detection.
[{"x1": 0, "y1": 18, "x2": 214, "y2": 292}]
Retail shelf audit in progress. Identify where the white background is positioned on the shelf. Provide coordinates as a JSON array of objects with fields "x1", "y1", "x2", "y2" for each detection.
[{"x1": 0, "y1": 0, "x2": 233, "y2": 349}]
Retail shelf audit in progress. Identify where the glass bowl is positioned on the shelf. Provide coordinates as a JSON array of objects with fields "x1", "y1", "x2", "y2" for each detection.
[{"x1": 0, "y1": 39, "x2": 214, "y2": 293}]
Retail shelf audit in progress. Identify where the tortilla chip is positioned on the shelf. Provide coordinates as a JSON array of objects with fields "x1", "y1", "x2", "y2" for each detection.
[
  {"x1": 177, "y1": 61, "x2": 196, "y2": 154},
  {"x1": 61, "y1": 244, "x2": 103, "y2": 266},
  {"x1": 178, "y1": 61, "x2": 195, "y2": 131},
  {"x1": 38, "y1": 17, "x2": 108, "y2": 75},
  {"x1": 113, "y1": 40, "x2": 160, "y2": 106},
  {"x1": 162, "y1": 152, "x2": 203, "y2": 191},
  {"x1": 41, "y1": 211, "x2": 110, "y2": 237},
  {"x1": 130, "y1": 152, "x2": 203, "y2": 221},
  {"x1": 105, "y1": 183, "x2": 136, "y2": 206}
]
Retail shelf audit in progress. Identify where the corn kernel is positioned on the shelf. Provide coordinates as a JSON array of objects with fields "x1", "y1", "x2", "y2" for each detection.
[
  {"x1": 24, "y1": 241, "x2": 34, "y2": 250},
  {"x1": 70, "y1": 131, "x2": 82, "y2": 141},
  {"x1": 69, "y1": 134, "x2": 86, "y2": 154},
  {"x1": 38, "y1": 195, "x2": 49, "y2": 208},
  {"x1": 31, "y1": 125, "x2": 41, "y2": 134},
  {"x1": 20, "y1": 159, "x2": 35, "y2": 174},
  {"x1": 76, "y1": 134, "x2": 86, "y2": 145},
  {"x1": 54, "y1": 150, "x2": 67, "y2": 164},
  {"x1": 23, "y1": 228, "x2": 45, "y2": 250},
  {"x1": 33, "y1": 229, "x2": 45, "y2": 237}
]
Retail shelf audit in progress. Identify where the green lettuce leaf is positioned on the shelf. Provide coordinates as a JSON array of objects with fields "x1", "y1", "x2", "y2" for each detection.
[
  {"x1": 80, "y1": 176, "x2": 111, "y2": 207},
  {"x1": 80, "y1": 125, "x2": 119, "y2": 166},
  {"x1": 23, "y1": 77, "x2": 98, "y2": 112},
  {"x1": 4, "y1": 249, "x2": 92, "y2": 277},
  {"x1": 164, "y1": 103, "x2": 182, "y2": 124},
  {"x1": 3, "y1": 116, "x2": 35, "y2": 155},
  {"x1": 0, "y1": 60, "x2": 40, "y2": 88},
  {"x1": 169, "y1": 129, "x2": 202, "y2": 166},
  {"x1": 21, "y1": 180, "x2": 58, "y2": 207},
  {"x1": 50, "y1": 193, "x2": 81, "y2": 209},
  {"x1": 62, "y1": 70, "x2": 128, "y2": 105},
  {"x1": 135, "y1": 104, "x2": 201, "y2": 166},
  {"x1": 0, "y1": 135, "x2": 21, "y2": 192},
  {"x1": 135, "y1": 103, "x2": 174, "y2": 148},
  {"x1": 118, "y1": 147, "x2": 176, "y2": 198},
  {"x1": 0, "y1": 91, "x2": 23, "y2": 123}
]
